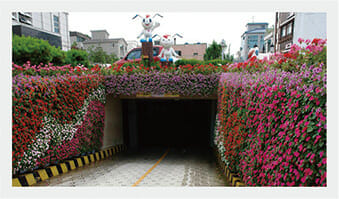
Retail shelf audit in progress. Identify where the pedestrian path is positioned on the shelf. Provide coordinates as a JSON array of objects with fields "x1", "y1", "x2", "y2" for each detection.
[{"x1": 34, "y1": 148, "x2": 227, "y2": 187}]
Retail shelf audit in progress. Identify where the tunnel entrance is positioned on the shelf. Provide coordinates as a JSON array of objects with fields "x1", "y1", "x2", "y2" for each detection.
[{"x1": 122, "y1": 99, "x2": 217, "y2": 151}]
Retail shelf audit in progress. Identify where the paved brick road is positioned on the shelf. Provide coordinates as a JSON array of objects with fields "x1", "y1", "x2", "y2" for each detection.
[{"x1": 34, "y1": 148, "x2": 227, "y2": 187}]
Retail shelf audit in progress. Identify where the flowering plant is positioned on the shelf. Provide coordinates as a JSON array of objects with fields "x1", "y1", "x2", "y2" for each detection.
[
  {"x1": 214, "y1": 39, "x2": 326, "y2": 186},
  {"x1": 12, "y1": 73, "x2": 105, "y2": 175}
]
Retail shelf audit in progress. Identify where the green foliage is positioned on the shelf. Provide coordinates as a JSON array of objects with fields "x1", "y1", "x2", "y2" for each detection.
[
  {"x1": 175, "y1": 58, "x2": 231, "y2": 67},
  {"x1": 204, "y1": 59, "x2": 232, "y2": 65},
  {"x1": 12, "y1": 34, "x2": 66, "y2": 65},
  {"x1": 71, "y1": 41, "x2": 78, "y2": 49},
  {"x1": 204, "y1": 40, "x2": 222, "y2": 61},
  {"x1": 13, "y1": 35, "x2": 52, "y2": 65},
  {"x1": 175, "y1": 59, "x2": 202, "y2": 66},
  {"x1": 50, "y1": 47, "x2": 66, "y2": 65},
  {"x1": 65, "y1": 49, "x2": 90, "y2": 66},
  {"x1": 87, "y1": 46, "x2": 119, "y2": 64}
]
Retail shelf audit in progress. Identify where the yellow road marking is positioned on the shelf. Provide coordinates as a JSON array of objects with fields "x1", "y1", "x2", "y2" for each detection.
[{"x1": 132, "y1": 149, "x2": 169, "y2": 187}]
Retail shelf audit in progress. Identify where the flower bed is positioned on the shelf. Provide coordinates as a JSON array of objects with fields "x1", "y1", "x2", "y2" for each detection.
[
  {"x1": 105, "y1": 72, "x2": 220, "y2": 97},
  {"x1": 214, "y1": 39, "x2": 327, "y2": 186},
  {"x1": 12, "y1": 73, "x2": 105, "y2": 175}
]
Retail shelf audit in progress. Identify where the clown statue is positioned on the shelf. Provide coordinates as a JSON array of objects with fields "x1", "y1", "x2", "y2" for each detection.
[
  {"x1": 154, "y1": 34, "x2": 183, "y2": 62},
  {"x1": 132, "y1": 13, "x2": 163, "y2": 43}
]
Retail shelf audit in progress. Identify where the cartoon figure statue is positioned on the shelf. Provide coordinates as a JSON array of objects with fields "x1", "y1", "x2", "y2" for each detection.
[
  {"x1": 153, "y1": 34, "x2": 183, "y2": 62},
  {"x1": 248, "y1": 44, "x2": 259, "y2": 59},
  {"x1": 132, "y1": 13, "x2": 163, "y2": 43}
]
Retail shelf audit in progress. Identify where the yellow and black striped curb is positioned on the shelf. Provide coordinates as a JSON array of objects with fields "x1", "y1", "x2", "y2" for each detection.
[
  {"x1": 215, "y1": 151, "x2": 246, "y2": 187},
  {"x1": 12, "y1": 144, "x2": 127, "y2": 187}
]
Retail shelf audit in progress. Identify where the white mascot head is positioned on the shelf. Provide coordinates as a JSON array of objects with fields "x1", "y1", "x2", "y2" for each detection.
[{"x1": 132, "y1": 13, "x2": 163, "y2": 43}]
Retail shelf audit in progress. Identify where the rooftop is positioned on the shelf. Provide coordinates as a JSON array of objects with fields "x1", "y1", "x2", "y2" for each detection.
[{"x1": 246, "y1": 22, "x2": 269, "y2": 25}]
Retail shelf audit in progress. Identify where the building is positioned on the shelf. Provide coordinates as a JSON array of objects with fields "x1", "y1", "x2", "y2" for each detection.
[
  {"x1": 126, "y1": 40, "x2": 139, "y2": 52},
  {"x1": 82, "y1": 30, "x2": 128, "y2": 58},
  {"x1": 12, "y1": 12, "x2": 71, "y2": 50},
  {"x1": 264, "y1": 32, "x2": 274, "y2": 53},
  {"x1": 240, "y1": 22, "x2": 268, "y2": 61},
  {"x1": 274, "y1": 12, "x2": 326, "y2": 52},
  {"x1": 70, "y1": 31, "x2": 91, "y2": 49},
  {"x1": 172, "y1": 43, "x2": 207, "y2": 60}
]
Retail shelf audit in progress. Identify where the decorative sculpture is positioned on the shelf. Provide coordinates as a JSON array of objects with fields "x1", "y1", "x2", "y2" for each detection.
[
  {"x1": 132, "y1": 13, "x2": 163, "y2": 43},
  {"x1": 153, "y1": 34, "x2": 183, "y2": 62}
]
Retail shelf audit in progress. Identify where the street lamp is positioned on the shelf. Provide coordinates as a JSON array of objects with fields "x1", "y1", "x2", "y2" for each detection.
[{"x1": 220, "y1": 39, "x2": 226, "y2": 60}]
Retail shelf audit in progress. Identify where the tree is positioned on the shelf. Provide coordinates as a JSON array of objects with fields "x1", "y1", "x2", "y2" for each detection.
[
  {"x1": 224, "y1": 43, "x2": 234, "y2": 62},
  {"x1": 71, "y1": 41, "x2": 79, "y2": 49},
  {"x1": 204, "y1": 40, "x2": 222, "y2": 61},
  {"x1": 65, "y1": 49, "x2": 90, "y2": 66},
  {"x1": 87, "y1": 46, "x2": 118, "y2": 64}
]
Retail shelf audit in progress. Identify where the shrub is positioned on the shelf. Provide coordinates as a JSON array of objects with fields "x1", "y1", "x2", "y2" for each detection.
[
  {"x1": 12, "y1": 34, "x2": 66, "y2": 65},
  {"x1": 204, "y1": 59, "x2": 232, "y2": 66},
  {"x1": 65, "y1": 49, "x2": 90, "y2": 67},
  {"x1": 175, "y1": 59, "x2": 202, "y2": 67},
  {"x1": 50, "y1": 46, "x2": 66, "y2": 65},
  {"x1": 175, "y1": 58, "x2": 231, "y2": 67},
  {"x1": 13, "y1": 35, "x2": 53, "y2": 65}
]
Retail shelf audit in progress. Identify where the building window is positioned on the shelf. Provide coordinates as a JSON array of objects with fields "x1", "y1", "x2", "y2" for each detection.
[
  {"x1": 247, "y1": 35, "x2": 258, "y2": 48},
  {"x1": 286, "y1": 23, "x2": 293, "y2": 35},
  {"x1": 12, "y1": 12, "x2": 18, "y2": 20},
  {"x1": 18, "y1": 12, "x2": 32, "y2": 25},
  {"x1": 193, "y1": 52, "x2": 198, "y2": 56},
  {"x1": 112, "y1": 43, "x2": 115, "y2": 48},
  {"x1": 53, "y1": 15, "x2": 60, "y2": 33},
  {"x1": 77, "y1": 37, "x2": 85, "y2": 42},
  {"x1": 176, "y1": 51, "x2": 182, "y2": 56},
  {"x1": 281, "y1": 26, "x2": 286, "y2": 37}
]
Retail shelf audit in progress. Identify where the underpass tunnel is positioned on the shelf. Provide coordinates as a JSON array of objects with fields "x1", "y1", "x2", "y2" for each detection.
[{"x1": 122, "y1": 99, "x2": 217, "y2": 152}]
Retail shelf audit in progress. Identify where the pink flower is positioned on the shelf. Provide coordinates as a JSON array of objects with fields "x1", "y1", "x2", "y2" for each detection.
[
  {"x1": 301, "y1": 176, "x2": 307, "y2": 183},
  {"x1": 310, "y1": 154, "x2": 315, "y2": 162},
  {"x1": 295, "y1": 128, "x2": 301, "y2": 137},
  {"x1": 314, "y1": 135, "x2": 321, "y2": 144},
  {"x1": 298, "y1": 144, "x2": 303, "y2": 152},
  {"x1": 320, "y1": 151, "x2": 324, "y2": 158},
  {"x1": 322, "y1": 158, "x2": 326, "y2": 165}
]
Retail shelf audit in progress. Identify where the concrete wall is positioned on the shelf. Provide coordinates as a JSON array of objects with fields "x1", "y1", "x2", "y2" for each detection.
[
  {"x1": 102, "y1": 95, "x2": 124, "y2": 150},
  {"x1": 173, "y1": 43, "x2": 207, "y2": 60},
  {"x1": 293, "y1": 13, "x2": 327, "y2": 45}
]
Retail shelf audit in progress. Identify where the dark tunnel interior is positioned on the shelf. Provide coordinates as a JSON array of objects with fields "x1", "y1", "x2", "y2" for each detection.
[{"x1": 122, "y1": 99, "x2": 216, "y2": 151}]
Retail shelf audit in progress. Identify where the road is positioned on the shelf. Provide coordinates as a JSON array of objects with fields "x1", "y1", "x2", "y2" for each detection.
[{"x1": 34, "y1": 147, "x2": 227, "y2": 187}]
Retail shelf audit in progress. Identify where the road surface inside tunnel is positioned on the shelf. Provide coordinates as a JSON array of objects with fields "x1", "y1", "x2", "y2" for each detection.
[{"x1": 34, "y1": 147, "x2": 227, "y2": 186}]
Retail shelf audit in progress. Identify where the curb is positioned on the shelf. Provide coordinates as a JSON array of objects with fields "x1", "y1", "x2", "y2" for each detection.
[
  {"x1": 215, "y1": 150, "x2": 246, "y2": 187},
  {"x1": 12, "y1": 144, "x2": 127, "y2": 187}
]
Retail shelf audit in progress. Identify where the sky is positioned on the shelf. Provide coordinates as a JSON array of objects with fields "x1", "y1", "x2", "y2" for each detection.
[{"x1": 69, "y1": 12, "x2": 275, "y2": 56}]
